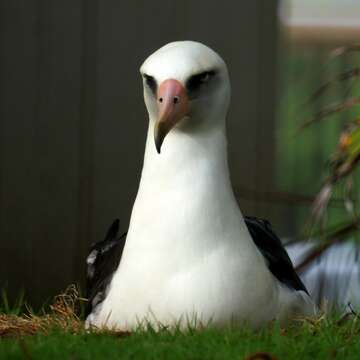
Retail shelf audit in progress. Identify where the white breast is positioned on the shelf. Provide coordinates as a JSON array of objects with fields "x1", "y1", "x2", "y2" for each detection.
[{"x1": 89, "y1": 124, "x2": 286, "y2": 330}]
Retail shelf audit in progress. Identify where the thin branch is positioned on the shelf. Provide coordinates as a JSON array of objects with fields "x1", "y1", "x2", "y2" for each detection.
[
  {"x1": 296, "y1": 218, "x2": 360, "y2": 273},
  {"x1": 303, "y1": 68, "x2": 360, "y2": 106},
  {"x1": 234, "y1": 186, "x2": 348, "y2": 208},
  {"x1": 330, "y1": 44, "x2": 360, "y2": 58},
  {"x1": 299, "y1": 98, "x2": 360, "y2": 130}
]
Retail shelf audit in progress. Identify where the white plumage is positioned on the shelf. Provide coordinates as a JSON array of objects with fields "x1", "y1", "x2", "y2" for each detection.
[{"x1": 87, "y1": 41, "x2": 316, "y2": 330}]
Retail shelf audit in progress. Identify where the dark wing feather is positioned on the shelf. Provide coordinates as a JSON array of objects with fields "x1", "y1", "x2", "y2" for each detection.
[
  {"x1": 244, "y1": 216, "x2": 309, "y2": 294},
  {"x1": 85, "y1": 219, "x2": 127, "y2": 316}
]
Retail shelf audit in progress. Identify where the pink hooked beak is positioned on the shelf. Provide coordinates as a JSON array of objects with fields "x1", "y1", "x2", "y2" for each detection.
[{"x1": 154, "y1": 79, "x2": 189, "y2": 153}]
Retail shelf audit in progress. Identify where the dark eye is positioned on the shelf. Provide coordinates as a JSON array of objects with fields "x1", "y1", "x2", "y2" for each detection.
[
  {"x1": 143, "y1": 74, "x2": 157, "y2": 94},
  {"x1": 186, "y1": 70, "x2": 216, "y2": 93}
]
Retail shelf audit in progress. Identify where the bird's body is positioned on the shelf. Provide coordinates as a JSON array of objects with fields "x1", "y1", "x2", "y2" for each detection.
[{"x1": 86, "y1": 41, "x2": 316, "y2": 330}]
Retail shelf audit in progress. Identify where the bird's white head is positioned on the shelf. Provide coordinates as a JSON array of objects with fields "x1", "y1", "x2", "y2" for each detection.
[{"x1": 140, "y1": 41, "x2": 231, "y2": 153}]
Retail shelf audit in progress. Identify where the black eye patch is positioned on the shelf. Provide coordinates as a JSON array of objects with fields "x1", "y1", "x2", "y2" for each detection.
[
  {"x1": 143, "y1": 74, "x2": 157, "y2": 94},
  {"x1": 186, "y1": 70, "x2": 216, "y2": 93}
]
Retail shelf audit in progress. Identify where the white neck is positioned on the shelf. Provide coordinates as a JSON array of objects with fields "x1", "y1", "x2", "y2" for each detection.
[
  {"x1": 123, "y1": 117, "x2": 252, "y2": 261},
  {"x1": 142, "y1": 119, "x2": 230, "y2": 194}
]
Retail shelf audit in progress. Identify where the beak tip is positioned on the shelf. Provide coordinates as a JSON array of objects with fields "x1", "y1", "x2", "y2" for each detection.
[
  {"x1": 154, "y1": 123, "x2": 165, "y2": 154},
  {"x1": 154, "y1": 136, "x2": 163, "y2": 154}
]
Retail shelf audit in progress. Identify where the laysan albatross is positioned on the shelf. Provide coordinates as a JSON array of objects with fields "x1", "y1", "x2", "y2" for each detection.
[{"x1": 85, "y1": 41, "x2": 316, "y2": 330}]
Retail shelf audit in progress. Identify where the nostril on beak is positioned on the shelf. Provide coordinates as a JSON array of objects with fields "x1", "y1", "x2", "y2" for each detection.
[
  {"x1": 159, "y1": 97, "x2": 163, "y2": 103},
  {"x1": 173, "y1": 96, "x2": 179, "y2": 104}
]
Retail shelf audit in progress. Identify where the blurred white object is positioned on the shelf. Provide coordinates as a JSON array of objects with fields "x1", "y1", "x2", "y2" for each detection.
[
  {"x1": 287, "y1": 241, "x2": 360, "y2": 309},
  {"x1": 279, "y1": 0, "x2": 360, "y2": 44}
]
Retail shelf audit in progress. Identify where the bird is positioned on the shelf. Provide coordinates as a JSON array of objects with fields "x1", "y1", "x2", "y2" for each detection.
[{"x1": 85, "y1": 41, "x2": 316, "y2": 330}]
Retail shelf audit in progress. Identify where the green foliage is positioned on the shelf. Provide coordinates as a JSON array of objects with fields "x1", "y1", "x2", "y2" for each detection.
[
  {"x1": 276, "y1": 46, "x2": 360, "y2": 238},
  {"x1": 1, "y1": 317, "x2": 360, "y2": 360},
  {"x1": 0, "y1": 289, "x2": 26, "y2": 316},
  {"x1": 1, "y1": 288, "x2": 359, "y2": 359}
]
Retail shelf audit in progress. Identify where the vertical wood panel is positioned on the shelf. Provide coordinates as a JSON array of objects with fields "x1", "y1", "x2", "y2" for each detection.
[
  {"x1": 0, "y1": 0, "x2": 83, "y2": 304},
  {"x1": 92, "y1": 0, "x2": 145, "y2": 245},
  {"x1": 28, "y1": 0, "x2": 83, "y2": 302},
  {"x1": 253, "y1": 0, "x2": 278, "y2": 221},
  {"x1": 0, "y1": 0, "x2": 38, "y2": 298},
  {"x1": 75, "y1": 0, "x2": 98, "y2": 287}
]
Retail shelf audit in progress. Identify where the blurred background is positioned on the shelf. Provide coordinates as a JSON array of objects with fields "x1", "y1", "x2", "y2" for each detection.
[{"x1": 0, "y1": 0, "x2": 359, "y2": 307}]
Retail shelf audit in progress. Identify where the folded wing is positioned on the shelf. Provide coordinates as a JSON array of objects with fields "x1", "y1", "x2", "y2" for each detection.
[
  {"x1": 85, "y1": 219, "x2": 126, "y2": 316},
  {"x1": 245, "y1": 216, "x2": 308, "y2": 294}
]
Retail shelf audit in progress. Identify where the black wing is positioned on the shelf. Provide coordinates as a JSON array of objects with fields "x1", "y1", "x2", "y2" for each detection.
[
  {"x1": 244, "y1": 216, "x2": 309, "y2": 294},
  {"x1": 85, "y1": 219, "x2": 126, "y2": 317}
]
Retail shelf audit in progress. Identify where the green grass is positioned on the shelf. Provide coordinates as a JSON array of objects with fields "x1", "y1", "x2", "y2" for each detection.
[
  {"x1": 2, "y1": 287, "x2": 358, "y2": 360},
  {"x1": 1, "y1": 318, "x2": 360, "y2": 360}
]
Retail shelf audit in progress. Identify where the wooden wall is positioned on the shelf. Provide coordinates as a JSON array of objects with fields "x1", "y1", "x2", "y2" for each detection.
[{"x1": 0, "y1": 0, "x2": 278, "y2": 305}]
